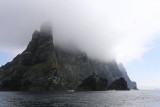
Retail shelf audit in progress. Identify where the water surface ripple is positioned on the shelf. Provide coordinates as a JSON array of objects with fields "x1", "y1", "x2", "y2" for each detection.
[{"x1": 0, "y1": 90, "x2": 160, "y2": 107}]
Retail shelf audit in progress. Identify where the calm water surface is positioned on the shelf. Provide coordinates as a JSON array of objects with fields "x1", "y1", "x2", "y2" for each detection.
[{"x1": 0, "y1": 90, "x2": 160, "y2": 107}]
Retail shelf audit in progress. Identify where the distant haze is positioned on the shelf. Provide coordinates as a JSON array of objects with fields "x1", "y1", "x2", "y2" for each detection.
[{"x1": 0, "y1": 0, "x2": 160, "y2": 64}]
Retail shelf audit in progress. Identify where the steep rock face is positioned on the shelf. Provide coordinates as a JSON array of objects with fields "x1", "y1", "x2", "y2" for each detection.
[
  {"x1": 55, "y1": 47, "x2": 123, "y2": 89},
  {"x1": 0, "y1": 25, "x2": 135, "y2": 91},
  {"x1": 21, "y1": 30, "x2": 55, "y2": 66},
  {"x1": 107, "y1": 78, "x2": 129, "y2": 90},
  {"x1": 76, "y1": 74, "x2": 108, "y2": 91},
  {"x1": 118, "y1": 64, "x2": 137, "y2": 89},
  {"x1": 0, "y1": 29, "x2": 63, "y2": 91}
]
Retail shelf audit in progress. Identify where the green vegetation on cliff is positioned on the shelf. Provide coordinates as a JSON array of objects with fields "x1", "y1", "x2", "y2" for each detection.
[{"x1": 0, "y1": 25, "x2": 136, "y2": 91}]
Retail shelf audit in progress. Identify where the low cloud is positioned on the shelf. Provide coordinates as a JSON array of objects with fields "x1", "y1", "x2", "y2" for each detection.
[{"x1": 0, "y1": 0, "x2": 160, "y2": 63}]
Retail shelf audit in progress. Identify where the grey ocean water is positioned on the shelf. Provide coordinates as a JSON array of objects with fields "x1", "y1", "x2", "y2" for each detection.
[{"x1": 0, "y1": 90, "x2": 160, "y2": 107}]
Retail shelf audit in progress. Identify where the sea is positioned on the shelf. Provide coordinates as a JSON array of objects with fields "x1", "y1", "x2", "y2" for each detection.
[{"x1": 0, "y1": 90, "x2": 160, "y2": 107}]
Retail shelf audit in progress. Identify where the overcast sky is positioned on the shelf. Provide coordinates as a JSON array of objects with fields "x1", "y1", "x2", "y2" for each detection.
[{"x1": 1, "y1": 0, "x2": 160, "y2": 89}]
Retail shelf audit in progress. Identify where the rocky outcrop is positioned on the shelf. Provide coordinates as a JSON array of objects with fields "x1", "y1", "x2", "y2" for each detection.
[
  {"x1": 0, "y1": 26, "x2": 63, "y2": 91},
  {"x1": 0, "y1": 24, "x2": 136, "y2": 91},
  {"x1": 107, "y1": 78, "x2": 129, "y2": 90},
  {"x1": 55, "y1": 47, "x2": 124, "y2": 89},
  {"x1": 118, "y1": 64, "x2": 137, "y2": 89},
  {"x1": 21, "y1": 30, "x2": 55, "y2": 66},
  {"x1": 76, "y1": 74, "x2": 108, "y2": 91}
]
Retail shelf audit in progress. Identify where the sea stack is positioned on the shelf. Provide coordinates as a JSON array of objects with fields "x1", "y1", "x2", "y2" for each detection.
[
  {"x1": 107, "y1": 78, "x2": 129, "y2": 90},
  {"x1": 76, "y1": 74, "x2": 108, "y2": 91},
  {"x1": 0, "y1": 24, "x2": 135, "y2": 91}
]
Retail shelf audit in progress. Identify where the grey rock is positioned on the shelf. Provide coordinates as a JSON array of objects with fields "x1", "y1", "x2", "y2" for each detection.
[
  {"x1": 107, "y1": 78, "x2": 129, "y2": 90},
  {"x1": 0, "y1": 24, "x2": 137, "y2": 91},
  {"x1": 118, "y1": 63, "x2": 137, "y2": 89},
  {"x1": 76, "y1": 74, "x2": 108, "y2": 91}
]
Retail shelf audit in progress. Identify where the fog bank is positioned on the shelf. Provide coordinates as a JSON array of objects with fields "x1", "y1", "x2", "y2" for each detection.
[{"x1": 0, "y1": 0, "x2": 160, "y2": 63}]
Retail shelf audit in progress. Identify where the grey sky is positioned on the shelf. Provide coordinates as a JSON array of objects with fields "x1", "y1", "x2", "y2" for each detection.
[{"x1": 0, "y1": 0, "x2": 160, "y2": 63}]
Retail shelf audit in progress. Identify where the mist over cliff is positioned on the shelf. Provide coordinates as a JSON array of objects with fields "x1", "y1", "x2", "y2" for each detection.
[
  {"x1": 0, "y1": 0, "x2": 159, "y2": 64},
  {"x1": 0, "y1": 25, "x2": 137, "y2": 90}
]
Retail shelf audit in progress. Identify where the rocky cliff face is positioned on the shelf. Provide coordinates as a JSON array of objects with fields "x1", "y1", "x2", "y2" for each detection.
[
  {"x1": 76, "y1": 74, "x2": 108, "y2": 91},
  {"x1": 0, "y1": 26, "x2": 137, "y2": 91},
  {"x1": 118, "y1": 64, "x2": 137, "y2": 89},
  {"x1": 107, "y1": 78, "x2": 129, "y2": 90},
  {"x1": 0, "y1": 29, "x2": 63, "y2": 90},
  {"x1": 55, "y1": 47, "x2": 123, "y2": 89}
]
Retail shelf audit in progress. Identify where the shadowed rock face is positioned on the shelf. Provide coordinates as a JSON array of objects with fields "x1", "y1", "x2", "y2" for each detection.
[
  {"x1": 0, "y1": 24, "x2": 135, "y2": 91},
  {"x1": 55, "y1": 47, "x2": 124, "y2": 89},
  {"x1": 76, "y1": 74, "x2": 108, "y2": 91},
  {"x1": 118, "y1": 64, "x2": 137, "y2": 90},
  {"x1": 107, "y1": 78, "x2": 129, "y2": 90},
  {"x1": 0, "y1": 27, "x2": 63, "y2": 91},
  {"x1": 21, "y1": 30, "x2": 54, "y2": 66}
]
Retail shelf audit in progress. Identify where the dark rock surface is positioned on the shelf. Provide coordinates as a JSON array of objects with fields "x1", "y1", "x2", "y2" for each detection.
[
  {"x1": 0, "y1": 26, "x2": 63, "y2": 91},
  {"x1": 76, "y1": 74, "x2": 108, "y2": 91},
  {"x1": 0, "y1": 24, "x2": 136, "y2": 91},
  {"x1": 107, "y1": 78, "x2": 129, "y2": 90},
  {"x1": 55, "y1": 47, "x2": 124, "y2": 89},
  {"x1": 21, "y1": 30, "x2": 55, "y2": 66},
  {"x1": 118, "y1": 64, "x2": 137, "y2": 90}
]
